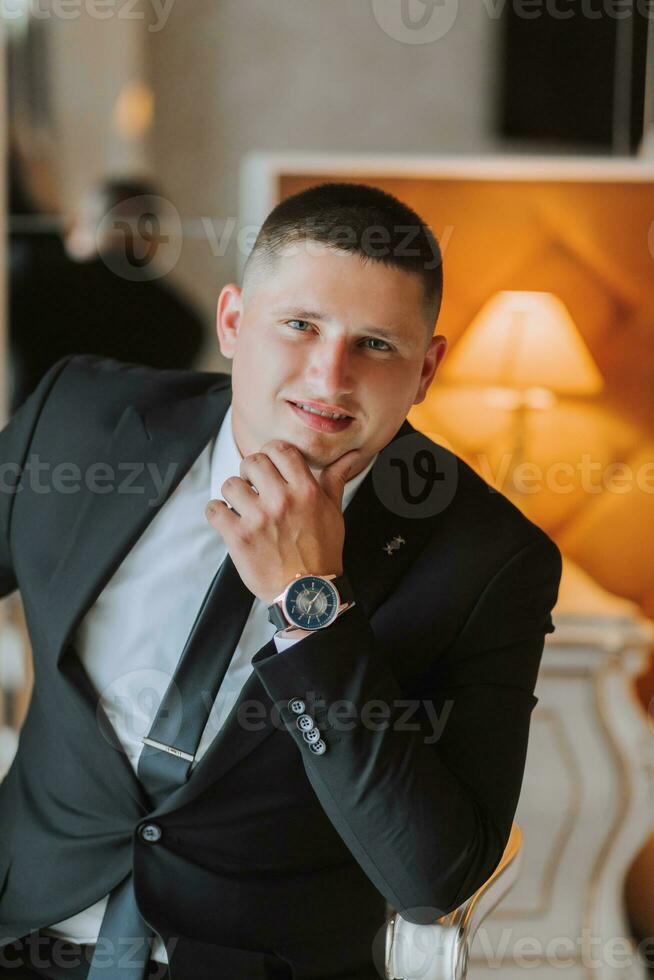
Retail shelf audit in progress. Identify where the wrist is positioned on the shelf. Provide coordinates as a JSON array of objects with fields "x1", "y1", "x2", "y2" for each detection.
[{"x1": 277, "y1": 627, "x2": 313, "y2": 641}]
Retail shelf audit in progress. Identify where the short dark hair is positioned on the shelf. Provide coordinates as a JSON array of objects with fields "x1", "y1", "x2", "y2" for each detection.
[{"x1": 243, "y1": 182, "x2": 443, "y2": 333}]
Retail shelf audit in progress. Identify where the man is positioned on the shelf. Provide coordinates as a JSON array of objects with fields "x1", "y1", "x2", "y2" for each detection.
[{"x1": 0, "y1": 182, "x2": 562, "y2": 980}]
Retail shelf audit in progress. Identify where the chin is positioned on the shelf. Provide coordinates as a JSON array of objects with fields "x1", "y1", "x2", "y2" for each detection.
[
  {"x1": 281, "y1": 439, "x2": 336, "y2": 472},
  {"x1": 270, "y1": 412, "x2": 357, "y2": 466}
]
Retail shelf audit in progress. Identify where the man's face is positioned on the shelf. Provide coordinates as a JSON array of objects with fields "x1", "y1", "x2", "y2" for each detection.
[{"x1": 216, "y1": 242, "x2": 447, "y2": 479}]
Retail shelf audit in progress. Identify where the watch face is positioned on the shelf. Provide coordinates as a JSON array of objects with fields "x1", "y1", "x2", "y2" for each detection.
[{"x1": 284, "y1": 576, "x2": 339, "y2": 631}]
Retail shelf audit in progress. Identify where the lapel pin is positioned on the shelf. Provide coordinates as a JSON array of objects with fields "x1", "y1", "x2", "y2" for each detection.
[{"x1": 383, "y1": 535, "x2": 406, "y2": 556}]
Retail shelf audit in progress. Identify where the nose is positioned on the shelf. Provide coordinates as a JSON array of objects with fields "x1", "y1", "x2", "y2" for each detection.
[{"x1": 307, "y1": 335, "x2": 354, "y2": 398}]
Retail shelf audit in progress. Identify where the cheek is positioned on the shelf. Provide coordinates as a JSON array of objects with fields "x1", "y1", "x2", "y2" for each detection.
[
  {"x1": 234, "y1": 335, "x2": 273, "y2": 384},
  {"x1": 265, "y1": 342, "x2": 310, "y2": 389},
  {"x1": 363, "y1": 369, "x2": 421, "y2": 431},
  {"x1": 233, "y1": 338, "x2": 299, "y2": 403},
  {"x1": 368, "y1": 373, "x2": 407, "y2": 407}
]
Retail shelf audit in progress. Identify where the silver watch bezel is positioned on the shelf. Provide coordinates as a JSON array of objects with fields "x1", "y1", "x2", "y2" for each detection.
[{"x1": 279, "y1": 574, "x2": 341, "y2": 632}]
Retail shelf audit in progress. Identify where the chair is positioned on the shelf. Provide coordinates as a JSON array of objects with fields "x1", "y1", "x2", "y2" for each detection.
[{"x1": 385, "y1": 823, "x2": 523, "y2": 980}]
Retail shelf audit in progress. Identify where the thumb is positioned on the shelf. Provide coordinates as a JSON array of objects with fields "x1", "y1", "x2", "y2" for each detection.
[{"x1": 319, "y1": 449, "x2": 362, "y2": 504}]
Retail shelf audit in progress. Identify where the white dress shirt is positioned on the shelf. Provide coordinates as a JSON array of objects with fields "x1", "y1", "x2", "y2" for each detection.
[{"x1": 43, "y1": 405, "x2": 376, "y2": 963}]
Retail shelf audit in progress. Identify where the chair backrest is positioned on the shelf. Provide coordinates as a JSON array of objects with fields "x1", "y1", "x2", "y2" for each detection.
[{"x1": 386, "y1": 823, "x2": 523, "y2": 980}]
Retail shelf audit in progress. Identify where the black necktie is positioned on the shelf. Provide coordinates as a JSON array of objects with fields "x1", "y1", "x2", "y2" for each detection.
[
  {"x1": 86, "y1": 553, "x2": 255, "y2": 979},
  {"x1": 137, "y1": 552, "x2": 256, "y2": 803}
]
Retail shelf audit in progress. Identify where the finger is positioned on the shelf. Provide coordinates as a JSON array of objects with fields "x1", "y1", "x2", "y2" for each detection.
[
  {"x1": 239, "y1": 451, "x2": 286, "y2": 503},
  {"x1": 259, "y1": 440, "x2": 316, "y2": 490},
  {"x1": 319, "y1": 449, "x2": 364, "y2": 505},
  {"x1": 205, "y1": 498, "x2": 240, "y2": 535},
  {"x1": 219, "y1": 475, "x2": 261, "y2": 518}
]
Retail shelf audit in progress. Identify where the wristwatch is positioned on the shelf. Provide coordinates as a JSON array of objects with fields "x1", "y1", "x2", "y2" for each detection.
[{"x1": 267, "y1": 573, "x2": 355, "y2": 633}]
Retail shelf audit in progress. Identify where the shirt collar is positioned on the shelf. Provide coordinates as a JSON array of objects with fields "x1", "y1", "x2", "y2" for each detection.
[{"x1": 210, "y1": 405, "x2": 377, "y2": 512}]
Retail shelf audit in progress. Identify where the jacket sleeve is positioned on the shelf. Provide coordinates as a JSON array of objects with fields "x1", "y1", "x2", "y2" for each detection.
[
  {"x1": 251, "y1": 533, "x2": 562, "y2": 924},
  {"x1": 0, "y1": 356, "x2": 74, "y2": 598}
]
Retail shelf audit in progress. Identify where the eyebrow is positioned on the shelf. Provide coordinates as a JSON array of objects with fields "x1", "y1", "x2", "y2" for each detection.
[{"x1": 271, "y1": 306, "x2": 407, "y2": 345}]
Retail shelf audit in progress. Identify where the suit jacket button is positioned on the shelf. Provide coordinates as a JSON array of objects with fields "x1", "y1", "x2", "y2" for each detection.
[
  {"x1": 296, "y1": 714, "x2": 315, "y2": 732},
  {"x1": 303, "y1": 727, "x2": 321, "y2": 744},
  {"x1": 139, "y1": 823, "x2": 162, "y2": 843},
  {"x1": 288, "y1": 698, "x2": 306, "y2": 715},
  {"x1": 309, "y1": 739, "x2": 327, "y2": 756}
]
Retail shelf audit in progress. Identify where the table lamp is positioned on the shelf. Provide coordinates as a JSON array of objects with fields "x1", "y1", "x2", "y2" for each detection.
[{"x1": 439, "y1": 291, "x2": 604, "y2": 468}]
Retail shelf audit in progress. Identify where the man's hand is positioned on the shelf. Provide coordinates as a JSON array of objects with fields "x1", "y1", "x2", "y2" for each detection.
[{"x1": 205, "y1": 440, "x2": 364, "y2": 604}]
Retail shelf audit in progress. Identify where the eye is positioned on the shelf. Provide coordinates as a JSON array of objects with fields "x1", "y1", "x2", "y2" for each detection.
[
  {"x1": 287, "y1": 319, "x2": 311, "y2": 331},
  {"x1": 362, "y1": 338, "x2": 392, "y2": 352}
]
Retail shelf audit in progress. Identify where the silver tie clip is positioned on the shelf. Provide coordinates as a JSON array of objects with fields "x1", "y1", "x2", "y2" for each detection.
[{"x1": 141, "y1": 736, "x2": 195, "y2": 762}]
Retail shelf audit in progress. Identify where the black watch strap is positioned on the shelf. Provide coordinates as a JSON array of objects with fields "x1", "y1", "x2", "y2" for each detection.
[
  {"x1": 267, "y1": 574, "x2": 354, "y2": 631},
  {"x1": 332, "y1": 573, "x2": 354, "y2": 605},
  {"x1": 267, "y1": 603, "x2": 289, "y2": 631}
]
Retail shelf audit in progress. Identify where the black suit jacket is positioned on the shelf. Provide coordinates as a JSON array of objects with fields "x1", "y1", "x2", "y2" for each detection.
[{"x1": 0, "y1": 355, "x2": 562, "y2": 980}]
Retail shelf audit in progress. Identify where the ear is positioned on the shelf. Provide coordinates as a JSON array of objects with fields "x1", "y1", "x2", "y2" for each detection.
[
  {"x1": 216, "y1": 283, "x2": 243, "y2": 360},
  {"x1": 413, "y1": 334, "x2": 448, "y2": 406}
]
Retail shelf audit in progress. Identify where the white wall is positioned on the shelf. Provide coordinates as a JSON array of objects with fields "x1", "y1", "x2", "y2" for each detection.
[{"x1": 48, "y1": 7, "x2": 150, "y2": 211}]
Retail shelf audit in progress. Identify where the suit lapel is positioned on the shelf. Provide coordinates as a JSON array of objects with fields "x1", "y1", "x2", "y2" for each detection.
[
  {"x1": 48, "y1": 377, "x2": 233, "y2": 686},
  {"x1": 152, "y1": 418, "x2": 451, "y2": 815}
]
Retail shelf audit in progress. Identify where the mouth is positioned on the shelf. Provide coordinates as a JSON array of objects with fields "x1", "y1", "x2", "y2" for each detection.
[{"x1": 287, "y1": 400, "x2": 355, "y2": 434}]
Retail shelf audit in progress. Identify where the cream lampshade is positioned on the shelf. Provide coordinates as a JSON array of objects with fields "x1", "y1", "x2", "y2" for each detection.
[
  {"x1": 441, "y1": 291, "x2": 604, "y2": 394},
  {"x1": 440, "y1": 291, "x2": 604, "y2": 471}
]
